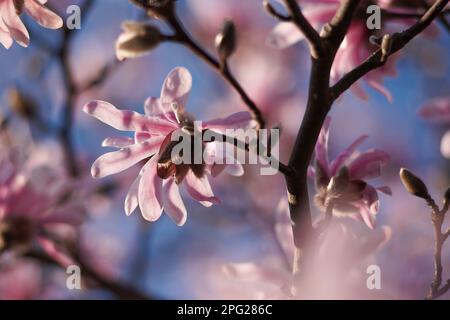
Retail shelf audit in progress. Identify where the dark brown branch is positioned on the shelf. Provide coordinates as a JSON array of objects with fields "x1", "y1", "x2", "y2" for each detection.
[
  {"x1": 203, "y1": 129, "x2": 292, "y2": 176},
  {"x1": 282, "y1": 0, "x2": 323, "y2": 58},
  {"x1": 264, "y1": 0, "x2": 292, "y2": 22},
  {"x1": 162, "y1": 11, "x2": 265, "y2": 129},
  {"x1": 323, "y1": 0, "x2": 361, "y2": 46},
  {"x1": 285, "y1": 0, "x2": 362, "y2": 264},
  {"x1": 25, "y1": 249, "x2": 152, "y2": 300},
  {"x1": 331, "y1": 0, "x2": 449, "y2": 100}
]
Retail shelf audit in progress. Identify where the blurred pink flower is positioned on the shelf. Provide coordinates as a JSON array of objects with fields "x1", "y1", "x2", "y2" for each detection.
[
  {"x1": 222, "y1": 199, "x2": 392, "y2": 299},
  {"x1": 0, "y1": 146, "x2": 84, "y2": 267},
  {"x1": 0, "y1": 0, "x2": 63, "y2": 49},
  {"x1": 84, "y1": 67, "x2": 255, "y2": 226},
  {"x1": 267, "y1": 0, "x2": 401, "y2": 101},
  {"x1": 419, "y1": 97, "x2": 450, "y2": 158},
  {"x1": 0, "y1": 259, "x2": 41, "y2": 299},
  {"x1": 308, "y1": 117, "x2": 391, "y2": 229}
]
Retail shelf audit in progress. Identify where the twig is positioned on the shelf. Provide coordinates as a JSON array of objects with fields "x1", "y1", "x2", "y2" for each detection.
[
  {"x1": 25, "y1": 249, "x2": 152, "y2": 300},
  {"x1": 161, "y1": 8, "x2": 266, "y2": 129},
  {"x1": 330, "y1": 0, "x2": 450, "y2": 100},
  {"x1": 282, "y1": 0, "x2": 323, "y2": 58},
  {"x1": 427, "y1": 202, "x2": 450, "y2": 300},
  {"x1": 264, "y1": 0, "x2": 292, "y2": 22}
]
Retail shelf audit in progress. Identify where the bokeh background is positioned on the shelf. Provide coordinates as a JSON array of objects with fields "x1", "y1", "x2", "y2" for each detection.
[{"x1": 0, "y1": 0, "x2": 449, "y2": 299}]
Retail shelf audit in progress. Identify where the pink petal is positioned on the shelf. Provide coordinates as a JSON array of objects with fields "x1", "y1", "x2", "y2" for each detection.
[
  {"x1": 162, "y1": 178, "x2": 187, "y2": 226},
  {"x1": 124, "y1": 172, "x2": 142, "y2": 216},
  {"x1": 184, "y1": 171, "x2": 220, "y2": 207},
  {"x1": 160, "y1": 67, "x2": 192, "y2": 108},
  {"x1": 348, "y1": 149, "x2": 390, "y2": 180},
  {"x1": 330, "y1": 135, "x2": 368, "y2": 175},
  {"x1": 203, "y1": 111, "x2": 255, "y2": 132},
  {"x1": 24, "y1": 0, "x2": 63, "y2": 29},
  {"x1": 315, "y1": 117, "x2": 332, "y2": 177},
  {"x1": 83, "y1": 100, "x2": 176, "y2": 134},
  {"x1": 377, "y1": 186, "x2": 392, "y2": 196},
  {"x1": 368, "y1": 80, "x2": 393, "y2": 103},
  {"x1": 1, "y1": 0, "x2": 29, "y2": 47},
  {"x1": 37, "y1": 236, "x2": 73, "y2": 268},
  {"x1": 419, "y1": 98, "x2": 450, "y2": 123},
  {"x1": 138, "y1": 158, "x2": 163, "y2": 221},
  {"x1": 0, "y1": 28, "x2": 13, "y2": 49},
  {"x1": 267, "y1": 22, "x2": 304, "y2": 49},
  {"x1": 102, "y1": 137, "x2": 135, "y2": 148},
  {"x1": 91, "y1": 137, "x2": 164, "y2": 178}
]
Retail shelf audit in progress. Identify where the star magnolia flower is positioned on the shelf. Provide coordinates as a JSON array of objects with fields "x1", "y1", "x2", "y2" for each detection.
[
  {"x1": 0, "y1": 0, "x2": 63, "y2": 49},
  {"x1": 419, "y1": 97, "x2": 450, "y2": 159},
  {"x1": 267, "y1": 0, "x2": 402, "y2": 101},
  {"x1": 0, "y1": 147, "x2": 84, "y2": 267},
  {"x1": 308, "y1": 117, "x2": 391, "y2": 229},
  {"x1": 83, "y1": 67, "x2": 254, "y2": 226}
]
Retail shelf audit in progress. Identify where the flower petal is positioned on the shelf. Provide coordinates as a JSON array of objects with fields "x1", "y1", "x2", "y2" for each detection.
[
  {"x1": 348, "y1": 149, "x2": 390, "y2": 180},
  {"x1": 330, "y1": 135, "x2": 368, "y2": 176},
  {"x1": 203, "y1": 111, "x2": 256, "y2": 132},
  {"x1": 160, "y1": 67, "x2": 192, "y2": 108},
  {"x1": 138, "y1": 158, "x2": 163, "y2": 221},
  {"x1": 184, "y1": 171, "x2": 220, "y2": 207},
  {"x1": 83, "y1": 100, "x2": 176, "y2": 134},
  {"x1": 315, "y1": 117, "x2": 332, "y2": 177},
  {"x1": 267, "y1": 22, "x2": 304, "y2": 49},
  {"x1": 124, "y1": 171, "x2": 142, "y2": 216},
  {"x1": 24, "y1": 0, "x2": 63, "y2": 29},
  {"x1": 91, "y1": 137, "x2": 164, "y2": 178},
  {"x1": 102, "y1": 137, "x2": 135, "y2": 148},
  {"x1": 162, "y1": 178, "x2": 187, "y2": 226}
]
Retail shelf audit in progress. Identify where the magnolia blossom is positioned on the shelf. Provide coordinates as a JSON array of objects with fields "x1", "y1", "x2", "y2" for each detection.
[
  {"x1": 0, "y1": 146, "x2": 84, "y2": 267},
  {"x1": 308, "y1": 117, "x2": 391, "y2": 229},
  {"x1": 222, "y1": 199, "x2": 391, "y2": 299},
  {"x1": 0, "y1": 0, "x2": 63, "y2": 49},
  {"x1": 84, "y1": 67, "x2": 254, "y2": 226},
  {"x1": 419, "y1": 97, "x2": 450, "y2": 158},
  {"x1": 267, "y1": 0, "x2": 402, "y2": 101}
]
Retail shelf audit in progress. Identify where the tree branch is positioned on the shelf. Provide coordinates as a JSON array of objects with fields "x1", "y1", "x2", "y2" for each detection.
[
  {"x1": 282, "y1": 0, "x2": 323, "y2": 58},
  {"x1": 162, "y1": 11, "x2": 266, "y2": 129},
  {"x1": 331, "y1": 0, "x2": 449, "y2": 100}
]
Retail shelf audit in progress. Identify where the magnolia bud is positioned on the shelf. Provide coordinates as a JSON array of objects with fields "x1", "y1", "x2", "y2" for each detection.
[
  {"x1": 8, "y1": 88, "x2": 36, "y2": 120},
  {"x1": 380, "y1": 34, "x2": 392, "y2": 63},
  {"x1": 116, "y1": 21, "x2": 163, "y2": 61},
  {"x1": 215, "y1": 20, "x2": 237, "y2": 62},
  {"x1": 399, "y1": 168, "x2": 430, "y2": 200}
]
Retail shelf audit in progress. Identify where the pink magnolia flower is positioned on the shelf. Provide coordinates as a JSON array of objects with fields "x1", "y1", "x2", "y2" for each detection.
[
  {"x1": 267, "y1": 0, "x2": 401, "y2": 101},
  {"x1": 419, "y1": 97, "x2": 450, "y2": 158},
  {"x1": 0, "y1": 146, "x2": 84, "y2": 267},
  {"x1": 308, "y1": 117, "x2": 391, "y2": 229},
  {"x1": 0, "y1": 0, "x2": 63, "y2": 49},
  {"x1": 83, "y1": 67, "x2": 255, "y2": 226},
  {"x1": 222, "y1": 199, "x2": 392, "y2": 299}
]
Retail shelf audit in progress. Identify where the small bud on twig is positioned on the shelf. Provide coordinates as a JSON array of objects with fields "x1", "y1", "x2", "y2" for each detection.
[
  {"x1": 8, "y1": 87, "x2": 36, "y2": 120},
  {"x1": 215, "y1": 20, "x2": 237, "y2": 64},
  {"x1": 116, "y1": 21, "x2": 164, "y2": 61},
  {"x1": 399, "y1": 168, "x2": 430, "y2": 200},
  {"x1": 380, "y1": 34, "x2": 392, "y2": 63}
]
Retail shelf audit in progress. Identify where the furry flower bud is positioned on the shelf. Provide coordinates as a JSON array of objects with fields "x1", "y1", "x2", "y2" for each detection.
[
  {"x1": 116, "y1": 21, "x2": 163, "y2": 61},
  {"x1": 215, "y1": 20, "x2": 237, "y2": 62},
  {"x1": 399, "y1": 168, "x2": 430, "y2": 200}
]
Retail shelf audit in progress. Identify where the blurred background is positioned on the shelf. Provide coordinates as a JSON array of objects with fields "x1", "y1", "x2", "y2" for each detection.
[{"x1": 0, "y1": 0, "x2": 449, "y2": 299}]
